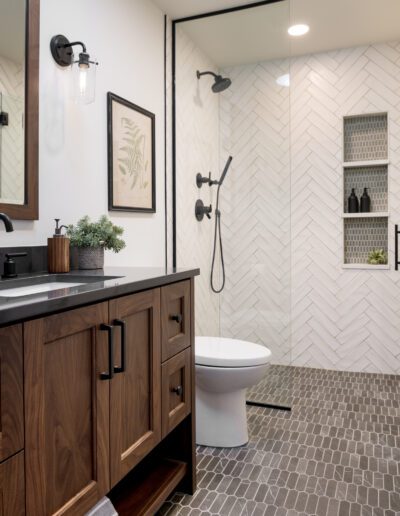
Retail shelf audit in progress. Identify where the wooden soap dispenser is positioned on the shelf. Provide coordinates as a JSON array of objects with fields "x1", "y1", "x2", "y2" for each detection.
[{"x1": 48, "y1": 219, "x2": 70, "y2": 273}]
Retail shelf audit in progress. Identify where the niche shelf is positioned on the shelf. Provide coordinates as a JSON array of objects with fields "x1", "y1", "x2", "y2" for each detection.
[
  {"x1": 342, "y1": 113, "x2": 389, "y2": 269},
  {"x1": 342, "y1": 212, "x2": 389, "y2": 219}
]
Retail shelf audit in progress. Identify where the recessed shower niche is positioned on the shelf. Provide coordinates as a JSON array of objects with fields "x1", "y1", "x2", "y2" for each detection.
[{"x1": 342, "y1": 113, "x2": 389, "y2": 268}]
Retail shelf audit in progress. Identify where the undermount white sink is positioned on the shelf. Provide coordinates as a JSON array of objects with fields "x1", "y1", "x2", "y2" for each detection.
[{"x1": 0, "y1": 282, "x2": 84, "y2": 298}]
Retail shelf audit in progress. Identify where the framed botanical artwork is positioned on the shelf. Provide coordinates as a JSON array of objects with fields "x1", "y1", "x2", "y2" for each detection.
[{"x1": 107, "y1": 92, "x2": 156, "y2": 212}]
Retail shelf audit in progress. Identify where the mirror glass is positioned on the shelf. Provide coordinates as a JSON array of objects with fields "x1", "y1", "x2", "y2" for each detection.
[{"x1": 0, "y1": 0, "x2": 25, "y2": 205}]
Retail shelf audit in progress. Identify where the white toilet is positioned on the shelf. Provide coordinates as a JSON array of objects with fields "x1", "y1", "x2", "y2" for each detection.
[{"x1": 195, "y1": 336, "x2": 271, "y2": 448}]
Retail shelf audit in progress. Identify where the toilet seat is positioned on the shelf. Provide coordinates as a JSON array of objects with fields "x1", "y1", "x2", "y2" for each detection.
[{"x1": 195, "y1": 336, "x2": 271, "y2": 368}]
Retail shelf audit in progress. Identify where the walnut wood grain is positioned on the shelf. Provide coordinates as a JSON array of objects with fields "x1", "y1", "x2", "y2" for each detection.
[
  {"x1": 0, "y1": 325, "x2": 24, "y2": 462},
  {"x1": 161, "y1": 280, "x2": 191, "y2": 361},
  {"x1": 0, "y1": 0, "x2": 39, "y2": 220},
  {"x1": 24, "y1": 302, "x2": 110, "y2": 516},
  {"x1": 161, "y1": 348, "x2": 191, "y2": 438},
  {"x1": 0, "y1": 451, "x2": 25, "y2": 516},
  {"x1": 47, "y1": 237, "x2": 70, "y2": 273},
  {"x1": 109, "y1": 289, "x2": 162, "y2": 487},
  {"x1": 110, "y1": 458, "x2": 187, "y2": 516}
]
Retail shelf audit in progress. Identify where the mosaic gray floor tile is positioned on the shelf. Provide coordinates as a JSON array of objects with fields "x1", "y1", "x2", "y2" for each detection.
[{"x1": 158, "y1": 365, "x2": 400, "y2": 516}]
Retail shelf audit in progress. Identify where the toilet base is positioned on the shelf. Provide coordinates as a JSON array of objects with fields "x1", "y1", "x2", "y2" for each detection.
[{"x1": 196, "y1": 388, "x2": 248, "y2": 447}]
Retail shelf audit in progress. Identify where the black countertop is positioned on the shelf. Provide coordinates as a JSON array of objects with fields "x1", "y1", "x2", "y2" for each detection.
[{"x1": 0, "y1": 267, "x2": 199, "y2": 326}]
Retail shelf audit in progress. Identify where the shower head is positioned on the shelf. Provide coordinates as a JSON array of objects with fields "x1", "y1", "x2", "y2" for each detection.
[
  {"x1": 219, "y1": 156, "x2": 233, "y2": 186},
  {"x1": 212, "y1": 76, "x2": 232, "y2": 93},
  {"x1": 196, "y1": 70, "x2": 232, "y2": 93}
]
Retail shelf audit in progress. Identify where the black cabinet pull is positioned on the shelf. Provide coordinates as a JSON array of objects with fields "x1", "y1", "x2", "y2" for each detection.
[
  {"x1": 170, "y1": 314, "x2": 183, "y2": 324},
  {"x1": 396, "y1": 225, "x2": 400, "y2": 271},
  {"x1": 100, "y1": 324, "x2": 114, "y2": 380},
  {"x1": 113, "y1": 319, "x2": 126, "y2": 373},
  {"x1": 171, "y1": 385, "x2": 183, "y2": 396}
]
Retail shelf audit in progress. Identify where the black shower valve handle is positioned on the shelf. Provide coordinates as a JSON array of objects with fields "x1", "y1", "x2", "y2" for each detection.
[{"x1": 195, "y1": 199, "x2": 212, "y2": 221}]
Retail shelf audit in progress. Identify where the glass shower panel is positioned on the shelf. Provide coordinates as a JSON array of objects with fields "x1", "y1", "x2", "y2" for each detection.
[
  {"x1": 218, "y1": 2, "x2": 292, "y2": 385},
  {"x1": 174, "y1": 1, "x2": 293, "y2": 405}
]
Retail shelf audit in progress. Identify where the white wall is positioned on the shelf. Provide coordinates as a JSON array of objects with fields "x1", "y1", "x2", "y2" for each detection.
[
  {"x1": 175, "y1": 26, "x2": 220, "y2": 336},
  {"x1": 7, "y1": 0, "x2": 166, "y2": 267}
]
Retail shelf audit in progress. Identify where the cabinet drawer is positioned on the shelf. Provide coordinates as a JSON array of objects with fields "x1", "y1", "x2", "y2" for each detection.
[
  {"x1": 0, "y1": 451, "x2": 25, "y2": 516},
  {"x1": 162, "y1": 348, "x2": 191, "y2": 437},
  {"x1": 161, "y1": 280, "x2": 191, "y2": 362}
]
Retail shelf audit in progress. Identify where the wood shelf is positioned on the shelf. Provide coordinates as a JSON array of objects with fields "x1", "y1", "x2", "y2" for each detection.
[
  {"x1": 342, "y1": 212, "x2": 389, "y2": 218},
  {"x1": 342, "y1": 264, "x2": 390, "y2": 270},
  {"x1": 343, "y1": 159, "x2": 389, "y2": 168},
  {"x1": 110, "y1": 459, "x2": 187, "y2": 516}
]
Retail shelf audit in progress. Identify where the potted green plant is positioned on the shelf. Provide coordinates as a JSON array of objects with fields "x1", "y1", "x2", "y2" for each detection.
[
  {"x1": 367, "y1": 249, "x2": 387, "y2": 265},
  {"x1": 67, "y1": 215, "x2": 126, "y2": 269}
]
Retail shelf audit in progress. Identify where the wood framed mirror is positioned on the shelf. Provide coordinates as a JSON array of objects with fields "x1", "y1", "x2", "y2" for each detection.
[{"x1": 0, "y1": 0, "x2": 39, "y2": 220}]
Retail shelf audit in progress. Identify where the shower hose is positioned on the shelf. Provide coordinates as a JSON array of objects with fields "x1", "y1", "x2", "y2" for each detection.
[{"x1": 210, "y1": 183, "x2": 225, "y2": 293}]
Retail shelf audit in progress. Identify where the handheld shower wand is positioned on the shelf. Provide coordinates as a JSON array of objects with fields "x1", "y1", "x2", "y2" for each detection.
[
  {"x1": 211, "y1": 156, "x2": 233, "y2": 294},
  {"x1": 218, "y1": 156, "x2": 232, "y2": 186}
]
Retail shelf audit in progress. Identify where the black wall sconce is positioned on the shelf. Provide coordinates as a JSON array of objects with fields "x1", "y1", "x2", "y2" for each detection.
[{"x1": 50, "y1": 34, "x2": 98, "y2": 105}]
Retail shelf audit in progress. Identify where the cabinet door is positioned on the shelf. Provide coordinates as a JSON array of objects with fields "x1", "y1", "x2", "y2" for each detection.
[
  {"x1": 161, "y1": 281, "x2": 191, "y2": 361},
  {"x1": 0, "y1": 451, "x2": 25, "y2": 516},
  {"x1": 0, "y1": 325, "x2": 24, "y2": 462},
  {"x1": 109, "y1": 289, "x2": 161, "y2": 487},
  {"x1": 24, "y1": 303, "x2": 110, "y2": 516}
]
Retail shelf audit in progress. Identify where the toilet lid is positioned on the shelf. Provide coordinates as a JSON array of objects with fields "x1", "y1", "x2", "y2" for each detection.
[{"x1": 195, "y1": 336, "x2": 271, "y2": 368}]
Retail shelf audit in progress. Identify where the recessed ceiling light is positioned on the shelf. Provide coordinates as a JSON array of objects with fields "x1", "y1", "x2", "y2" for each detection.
[
  {"x1": 276, "y1": 74, "x2": 290, "y2": 87},
  {"x1": 288, "y1": 24, "x2": 309, "y2": 37}
]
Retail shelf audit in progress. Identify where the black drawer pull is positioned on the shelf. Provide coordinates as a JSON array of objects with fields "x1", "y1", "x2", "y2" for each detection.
[
  {"x1": 100, "y1": 324, "x2": 114, "y2": 380},
  {"x1": 170, "y1": 314, "x2": 183, "y2": 324},
  {"x1": 171, "y1": 385, "x2": 183, "y2": 396},
  {"x1": 113, "y1": 319, "x2": 126, "y2": 373}
]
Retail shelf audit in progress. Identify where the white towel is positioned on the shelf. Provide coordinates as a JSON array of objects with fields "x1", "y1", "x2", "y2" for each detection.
[{"x1": 85, "y1": 497, "x2": 118, "y2": 516}]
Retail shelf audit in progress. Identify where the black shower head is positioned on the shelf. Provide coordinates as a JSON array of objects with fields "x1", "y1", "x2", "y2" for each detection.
[
  {"x1": 197, "y1": 70, "x2": 232, "y2": 93},
  {"x1": 212, "y1": 76, "x2": 232, "y2": 93}
]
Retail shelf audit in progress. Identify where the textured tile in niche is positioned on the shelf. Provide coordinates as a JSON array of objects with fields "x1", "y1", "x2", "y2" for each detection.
[
  {"x1": 344, "y1": 218, "x2": 388, "y2": 264},
  {"x1": 343, "y1": 166, "x2": 388, "y2": 213},
  {"x1": 343, "y1": 113, "x2": 388, "y2": 162},
  {"x1": 159, "y1": 365, "x2": 400, "y2": 516}
]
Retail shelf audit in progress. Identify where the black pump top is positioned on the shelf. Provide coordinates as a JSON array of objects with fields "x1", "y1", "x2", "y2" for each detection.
[{"x1": 53, "y1": 218, "x2": 68, "y2": 237}]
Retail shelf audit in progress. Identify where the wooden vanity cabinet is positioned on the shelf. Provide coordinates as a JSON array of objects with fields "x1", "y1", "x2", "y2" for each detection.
[
  {"x1": 20, "y1": 278, "x2": 195, "y2": 516},
  {"x1": 0, "y1": 451, "x2": 25, "y2": 516},
  {"x1": 0, "y1": 326, "x2": 25, "y2": 516},
  {"x1": 0, "y1": 325, "x2": 24, "y2": 462}
]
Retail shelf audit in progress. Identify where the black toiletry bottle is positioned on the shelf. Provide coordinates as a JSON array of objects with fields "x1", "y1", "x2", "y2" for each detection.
[
  {"x1": 348, "y1": 188, "x2": 359, "y2": 213},
  {"x1": 360, "y1": 187, "x2": 371, "y2": 213}
]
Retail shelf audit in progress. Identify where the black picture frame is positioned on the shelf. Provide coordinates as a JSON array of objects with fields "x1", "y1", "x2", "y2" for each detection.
[{"x1": 107, "y1": 92, "x2": 156, "y2": 213}]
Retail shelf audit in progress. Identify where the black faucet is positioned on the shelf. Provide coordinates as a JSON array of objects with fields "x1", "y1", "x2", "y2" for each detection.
[{"x1": 0, "y1": 213, "x2": 13, "y2": 232}]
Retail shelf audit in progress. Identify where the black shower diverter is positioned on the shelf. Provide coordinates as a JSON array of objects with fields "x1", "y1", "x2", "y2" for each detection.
[{"x1": 195, "y1": 200, "x2": 212, "y2": 221}]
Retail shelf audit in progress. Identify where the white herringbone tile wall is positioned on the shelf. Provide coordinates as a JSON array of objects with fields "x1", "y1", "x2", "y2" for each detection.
[
  {"x1": 175, "y1": 26, "x2": 220, "y2": 337},
  {"x1": 289, "y1": 42, "x2": 400, "y2": 374},
  {"x1": 219, "y1": 41, "x2": 400, "y2": 374},
  {"x1": 0, "y1": 54, "x2": 24, "y2": 204},
  {"x1": 219, "y1": 60, "x2": 292, "y2": 365}
]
